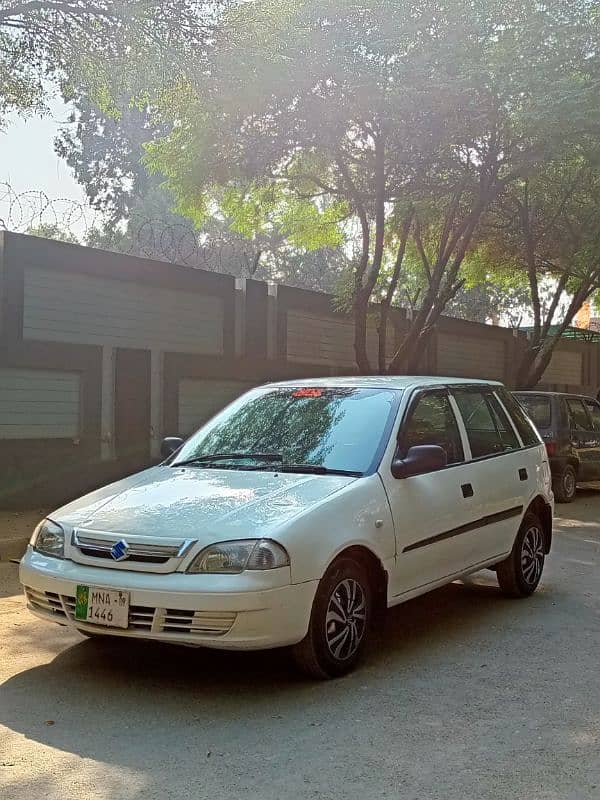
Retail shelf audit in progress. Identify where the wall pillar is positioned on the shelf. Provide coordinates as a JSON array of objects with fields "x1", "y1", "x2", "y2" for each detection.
[
  {"x1": 100, "y1": 346, "x2": 115, "y2": 461},
  {"x1": 150, "y1": 349, "x2": 163, "y2": 458}
]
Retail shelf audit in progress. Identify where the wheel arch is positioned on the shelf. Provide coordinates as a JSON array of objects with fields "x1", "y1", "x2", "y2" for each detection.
[
  {"x1": 566, "y1": 457, "x2": 579, "y2": 474},
  {"x1": 526, "y1": 495, "x2": 553, "y2": 554},
  {"x1": 326, "y1": 545, "x2": 388, "y2": 629}
]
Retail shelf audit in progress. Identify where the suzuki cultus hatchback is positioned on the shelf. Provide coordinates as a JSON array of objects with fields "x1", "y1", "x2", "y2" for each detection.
[{"x1": 21, "y1": 377, "x2": 553, "y2": 678}]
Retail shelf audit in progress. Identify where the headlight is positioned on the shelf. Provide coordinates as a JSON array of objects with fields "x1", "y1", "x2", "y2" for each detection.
[
  {"x1": 31, "y1": 519, "x2": 65, "y2": 559},
  {"x1": 187, "y1": 539, "x2": 290, "y2": 574}
]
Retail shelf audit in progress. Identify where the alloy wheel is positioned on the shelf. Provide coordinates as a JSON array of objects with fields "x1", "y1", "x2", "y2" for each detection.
[
  {"x1": 521, "y1": 525, "x2": 545, "y2": 587},
  {"x1": 325, "y1": 578, "x2": 367, "y2": 661}
]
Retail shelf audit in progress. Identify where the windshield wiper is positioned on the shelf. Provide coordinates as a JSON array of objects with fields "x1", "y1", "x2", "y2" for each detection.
[
  {"x1": 277, "y1": 464, "x2": 362, "y2": 477},
  {"x1": 173, "y1": 452, "x2": 284, "y2": 468}
]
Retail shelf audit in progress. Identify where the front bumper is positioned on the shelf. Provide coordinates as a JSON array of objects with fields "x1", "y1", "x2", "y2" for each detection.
[{"x1": 20, "y1": 548, "x2": 317, "y2": 650}]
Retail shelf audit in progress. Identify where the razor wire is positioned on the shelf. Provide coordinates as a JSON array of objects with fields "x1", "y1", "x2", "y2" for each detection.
[{"x1": 0, "y1": 182, "x2": 257, "y2": 273}]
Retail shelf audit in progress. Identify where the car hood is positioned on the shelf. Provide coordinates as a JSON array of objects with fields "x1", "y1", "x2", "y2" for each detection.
[{"x1": 52, "y1": 465, "x2": 356, "y2": 543}]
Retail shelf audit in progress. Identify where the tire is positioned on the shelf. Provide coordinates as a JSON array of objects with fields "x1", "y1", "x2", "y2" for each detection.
[
  {"x1": 553, "y1": 464, "x2": 577, "y2": 503},
  {"x1": 292, "y1": 557, "x2": 372, "y2": 679},
  {"x1": 496, "y1": 512, "x2": 546, "y2": 598}
]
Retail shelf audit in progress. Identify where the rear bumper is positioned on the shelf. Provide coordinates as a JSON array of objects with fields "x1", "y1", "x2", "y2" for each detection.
[{"x1": 19, "y1": 548, "x2": 317, "y2": 650}]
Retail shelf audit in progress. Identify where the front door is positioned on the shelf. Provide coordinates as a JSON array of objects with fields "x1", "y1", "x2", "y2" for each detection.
[{"x1": 381, "y1": 389, "x2": 485, "y2": 598}]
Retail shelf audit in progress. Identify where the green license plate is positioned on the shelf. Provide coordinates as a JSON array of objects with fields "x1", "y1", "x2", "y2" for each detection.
[{"x1": 75, "y1": 585, "x2": 130, "y2": 628}]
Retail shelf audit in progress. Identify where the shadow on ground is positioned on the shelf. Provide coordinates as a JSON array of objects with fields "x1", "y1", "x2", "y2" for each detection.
[{"x1": 2, "y1": 519, "x2": 599, "y2": 800}]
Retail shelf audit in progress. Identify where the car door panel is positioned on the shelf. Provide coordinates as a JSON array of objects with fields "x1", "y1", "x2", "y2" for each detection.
[
  {"x1": 451, "y1": 388, "x2": 526, "y2": 557},
  {"x1": 381, "y1": 389, "x2": 491, "y2": 597},
  {"x1": 384, "y1": 462, "x2": 486, "y2": 595},
  {"x1": 566, "y1": 398, "x2": 596, "y2": 480},
  {"x1": 583, "y1": 400, "x2": 600, "y2": 479}
]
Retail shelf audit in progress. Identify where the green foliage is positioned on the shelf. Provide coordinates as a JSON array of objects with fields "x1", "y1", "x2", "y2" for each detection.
[
  {"x1": 26, "y1": 223, "x2": 80, "y2": 245},
  {"x1": 0, "y1": 1, "x2": 222, "y2": 128},
  {"x1": 147, "y1": 0, "x2": 600, "y2": 372}
]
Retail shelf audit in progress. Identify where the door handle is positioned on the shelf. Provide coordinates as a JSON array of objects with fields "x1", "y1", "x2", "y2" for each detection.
[
  {"x1": 519, "y1": 468, "x2": 528, "y2": 481},
  {"x1": 461, "y1": 483, "x2": 474, "y2": 498}
]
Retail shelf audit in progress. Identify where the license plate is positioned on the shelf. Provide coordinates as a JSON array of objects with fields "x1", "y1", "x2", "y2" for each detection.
[{"x1": 75, "y1": 585, "x2": 129, "y2": 629}]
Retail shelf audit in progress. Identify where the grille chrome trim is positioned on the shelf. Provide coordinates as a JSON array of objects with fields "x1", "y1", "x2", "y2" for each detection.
[{"x1": 73, "y1": 532, "x2": 195, "y2": 559}]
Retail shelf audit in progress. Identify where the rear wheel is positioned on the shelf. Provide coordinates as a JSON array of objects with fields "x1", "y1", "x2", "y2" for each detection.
[
  {"x1": 553, "y1": 464, "x2": 577, "y2": 503},
  {"x1": 496, "y1": 512, "x2": 545, "y2": 598},
  {"x1": 292, "y1": 557, "x2": 372, "y2": 679}
]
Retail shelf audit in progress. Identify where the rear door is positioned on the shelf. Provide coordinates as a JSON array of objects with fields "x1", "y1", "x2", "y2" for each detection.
[
  {"x1": 565, "y1": 397, "x2": 597, "y2": 480},
  {"x1": 450, "y1": 387, "x2": 526, "y2": 558},
  {"x1": 583, "y1": 399, "x2": 600, "y2": 480}
]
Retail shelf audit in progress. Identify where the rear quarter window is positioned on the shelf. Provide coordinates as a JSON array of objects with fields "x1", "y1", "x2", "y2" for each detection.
[
  {"x1": 514, "y1": 394, "x2": 552, "y2": 429},
  {"x1": 500, "y1": 390, "x2": 543, "y2": 446}
]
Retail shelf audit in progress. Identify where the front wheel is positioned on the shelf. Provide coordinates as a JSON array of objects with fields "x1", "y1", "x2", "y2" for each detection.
[
  {"x1": 496, "y1": 512, "x2": 546, "y2": 598},
  {"x1": 292, "y1": 557, "x2": 372, "y2": 679},
  {"x1": 553, "y1": 464, "x2": 577, "y2": 503}
]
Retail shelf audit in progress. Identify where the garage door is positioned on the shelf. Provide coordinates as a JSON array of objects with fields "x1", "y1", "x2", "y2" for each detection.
[
  {"x1": 0, "y1": 368, "x2": 81, "y2": 439},
  {"x1": 437, "y1": 333, "x2": 505, "y2": 380},
  {"x1": 542, "y1": 350, "x2": 583, "y2": 385},
  {"x1": 178, "y1": 379, "x2": 255, "y2": 436}
]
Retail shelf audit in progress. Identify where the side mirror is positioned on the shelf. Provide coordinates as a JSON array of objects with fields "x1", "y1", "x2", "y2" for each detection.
[
  {"x1": 391, "y1": 445, "x2": 447, "y2": 479},
  {"x1": 160, "y1": 436, "x2": 184, "y2": 460}
]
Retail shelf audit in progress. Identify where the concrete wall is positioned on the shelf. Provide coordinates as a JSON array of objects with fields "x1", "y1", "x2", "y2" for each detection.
[{"x1": 2, "y1": 231, "x2": 599, "y2": 507}]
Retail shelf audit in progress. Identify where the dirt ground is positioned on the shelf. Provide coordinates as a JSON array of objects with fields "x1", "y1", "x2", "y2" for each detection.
[{"x1": 1, "y1": 491, "x2": 600, "y2": 800}]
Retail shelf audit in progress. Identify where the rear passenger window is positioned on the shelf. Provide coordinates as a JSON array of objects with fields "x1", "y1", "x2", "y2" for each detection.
[
  {"x1": 567, "y1": 399, "x2": 591, "y2": 431},
  {"x1": 453, "y1": 390, "x2": 519, "y2": 458},
  {"x1": 584, "y1": 400, "x2": 600, "y2": 431},
  {"x1": 403, "y1": 392, "x2": 464, "y2": 465}
]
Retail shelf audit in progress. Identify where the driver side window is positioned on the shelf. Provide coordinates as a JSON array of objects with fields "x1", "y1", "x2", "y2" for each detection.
[{"x1": 403, "y1": 391, "x2": 464, "y2": 466}]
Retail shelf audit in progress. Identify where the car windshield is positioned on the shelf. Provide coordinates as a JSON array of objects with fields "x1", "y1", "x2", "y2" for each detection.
[
  {"x1": 172, "y1": 386, "x2": 399, "y2": 474},
  {"x1": 516, "y1": 394, "x2": 552, "y2": 429}
]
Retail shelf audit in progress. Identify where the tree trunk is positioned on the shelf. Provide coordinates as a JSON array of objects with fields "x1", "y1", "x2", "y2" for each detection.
[
  {"x1": 353, "y1": 290, "x2": 372, "y2": 373},
  {"x1": 515, "y1": 276, "x2": 598, "y2": 388},
  {"x1": 377, "y1": 211, "x2": 413, "y2": 373}
]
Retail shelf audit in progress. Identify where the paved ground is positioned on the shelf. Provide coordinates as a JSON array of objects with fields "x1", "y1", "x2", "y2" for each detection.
[{"x1": 1, "y1": 493, "x2": 600, "y2": 800}]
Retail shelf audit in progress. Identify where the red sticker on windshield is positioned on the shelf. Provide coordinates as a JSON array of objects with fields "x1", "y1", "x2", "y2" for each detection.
[{"x1": 292, "y1": 388, "x2": 324, "y2": 398}]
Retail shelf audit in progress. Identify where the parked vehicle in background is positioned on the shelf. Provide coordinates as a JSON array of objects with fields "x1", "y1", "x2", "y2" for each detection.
[
  {"x1": 514, "y1": 391, "x2": 600, "y2": 503},
  {"x1": 21, "y1": 377, "x2": 553, "y2": 679}
]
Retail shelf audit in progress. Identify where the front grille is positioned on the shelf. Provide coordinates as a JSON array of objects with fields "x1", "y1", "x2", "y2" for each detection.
[
  {"x1": 30, "y1": 589, "x2": 236, "y2": 637},
  {"x1": 161, "y1": 609, "x2": 237, "y2": 635},
  {"x1": 73, "y1": 533, "x2": 190, "y2": 566},
  {"x1": 78, "y1": 547, "x2": 169, "y2": 564}
]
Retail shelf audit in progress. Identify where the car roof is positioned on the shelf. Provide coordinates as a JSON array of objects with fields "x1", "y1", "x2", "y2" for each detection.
[{"x1": 264, "y1": 375, "x2": 503, "y2": 390}]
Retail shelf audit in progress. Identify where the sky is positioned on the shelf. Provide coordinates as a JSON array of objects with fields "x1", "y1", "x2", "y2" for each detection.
[{"x1": 0, "y1": 96, "x2": 96, "y2": 236}]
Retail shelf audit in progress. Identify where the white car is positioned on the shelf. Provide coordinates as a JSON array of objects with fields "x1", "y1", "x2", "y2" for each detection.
[{"x1": 20, "y1": 376, "x2": 553, "y2": 678}]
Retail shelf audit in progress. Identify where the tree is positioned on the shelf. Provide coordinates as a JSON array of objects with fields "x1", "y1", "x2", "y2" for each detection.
[
  {"x1": 55, "y1": 91, "x2": 172, "y2": 225},
  {"x1": 147, "y1": 0, "x2": 598, "y2": 374},
  {"x1": 0, "y1": 1, "x2": 218, "y2": 128},
  {"x1": 483, "y1": 148, "x2": 600, "y2": 388},
  {"x1": 26, "y1": 222, "x2": 79, "y2": 243}
]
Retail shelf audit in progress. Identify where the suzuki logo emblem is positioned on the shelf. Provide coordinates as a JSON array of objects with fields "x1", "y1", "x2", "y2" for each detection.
[{"x1": 110, "y1": 539, "x2": 129, "y2": 561}]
